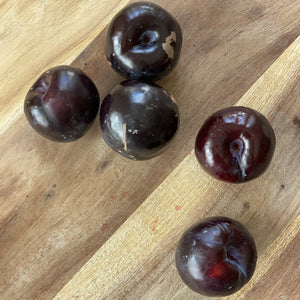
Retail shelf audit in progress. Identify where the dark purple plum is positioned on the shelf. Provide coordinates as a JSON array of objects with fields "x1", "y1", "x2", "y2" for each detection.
[
  {"x1": 24, "y1": 65, "x2": 100, "y2": 142},
  {"x1": 195, "y1": 106, "x2": 276, "y2": 183},
  {"x1": 175, "y1": 216, "x2": 257, "y2": 297},
  {"x1": 99, "y1": 79, "x2": 179, "y2": 160},
  {"x1": 105, "y1": 2, "x2": 182, "y2": 81}
]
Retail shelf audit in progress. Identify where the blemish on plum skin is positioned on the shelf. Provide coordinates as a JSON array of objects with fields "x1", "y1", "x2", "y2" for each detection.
[
  {"x1": 101, "y1": 223, "x2": 109, "y2": 232},
  {"x1": 163, "y1": 89, "x2": 176, "y2": 104},
  {"x1": 122, "y1": 123, "x2": 128, "y2": 151},
  {"x1": 175, "y1": 205, "x2": 182, "y2": 211},
  {"x1": 162, "y1": 31, "x2": 176, "y2": 59},
  {"x1": 151, "y1": 219, "x2": 158, "y2": 232}
]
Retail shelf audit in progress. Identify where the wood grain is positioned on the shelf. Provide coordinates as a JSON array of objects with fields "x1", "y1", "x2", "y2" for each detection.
[
  {"x1": 54, "y1": 36, "x2": 300, "y2": 299},
  {"x1": 0, "y1": 0, "x2": 299, "y2": 299},
  {"x1": 230, "y1": 215, "x2": 300, "y2": 300},
  {"x1": 0, "y1": 0, "x2": 129, "y2": 135}
]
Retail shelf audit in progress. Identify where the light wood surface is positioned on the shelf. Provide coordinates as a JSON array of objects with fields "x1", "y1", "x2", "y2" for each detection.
[{"x1": 0, "y1": 0, "x2": 299, "y2": 299}]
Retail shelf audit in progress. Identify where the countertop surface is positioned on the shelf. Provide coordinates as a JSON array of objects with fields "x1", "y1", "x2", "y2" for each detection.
[{"x1": 0, "y1": 1, "x2": 299, "y2": 299}]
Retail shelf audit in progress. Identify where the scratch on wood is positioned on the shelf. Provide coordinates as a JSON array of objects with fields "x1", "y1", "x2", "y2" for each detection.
[
  {"x1": 292, "y1": 116, "x2": 300, "y2": 127},
  {"x1": 200, "y1": 34, "x2": 220, "y2": 54},
  {"x1": 243, "y1": 202, "x2": 250, "y2": 210},
  {"x1": 101, "y1": 223, "x2": 109, "y2": 232},
  {"x1": 151, "y1": 219, "x2": 158, "y2": 232},
  {"x1": 248, "y1": 6, "x2": 265, "y2": 20},
  {"x1": 44, "y1": 190, "x2": 55, "y2": 201},
  {"x1": 221, "y1": 35, "x2": 229, "y2": 58},
  {"x1": 121, "y1": 191, "x2": 129, "y2": 197},
  {"x1": 96, "y1": 160, "x2": 111, "y2": 173},
  {"x1": 174, "y1": 205, "x2": 182, "y2": 211},
  {"x1": 0, "y1": 206, "x2": 21, "y2": 237},
  {"x1": 0, "y1": 147, "x2": 4, "y2": 158},
  {"x1": 171, "y1": 284, "x2": 188, "y2": 300}
]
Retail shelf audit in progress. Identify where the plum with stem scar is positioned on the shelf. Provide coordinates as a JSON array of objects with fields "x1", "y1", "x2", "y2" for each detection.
[
  {"x1": 195, "y1": 106, "x2": 276, "y2": 183},
  {"x1": 105, "y1": 2, "x2": 182, "y2": 81},
  {"x1": 175, "y1": 216, "x2": 257, "y2": 296}
]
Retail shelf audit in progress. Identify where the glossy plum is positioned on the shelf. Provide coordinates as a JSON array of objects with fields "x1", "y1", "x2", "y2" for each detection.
[
  {"x1": 99, "y1": 79, "x2": 179, "y2": 160},
  {"x1": 195, "y1": 106, "x2": 276, "y2": 183},
  {"x1": 175, "y1": 217, "x2": 257, "y2": 297},
  {"x1": 24, "y1": 66, "x2": 100, "y2": 142},
  {"x1": 105, "y1": 2, "x2": 182, "y2": 81}
]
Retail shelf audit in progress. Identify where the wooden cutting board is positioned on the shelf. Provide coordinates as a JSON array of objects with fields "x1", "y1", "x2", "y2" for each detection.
[{"x1": 0, "y1": 1, "x2": 299, "y2": 299}]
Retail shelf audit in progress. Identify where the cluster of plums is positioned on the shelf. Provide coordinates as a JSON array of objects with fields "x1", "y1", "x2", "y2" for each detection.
[
  {"x1": 24, "y1": 2, "x2": 276, "y2": 297},
  {"x1": 25, "y1": 2, "x2": 182, "y2": 160}
]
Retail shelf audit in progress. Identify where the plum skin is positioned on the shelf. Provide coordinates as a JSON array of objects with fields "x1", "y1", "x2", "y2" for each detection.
[
  {"x1": 99, "y1": 79, "x2": 179, "y2": 160},
  {"x1": 195, "y1": 106, "x2": 276, "y2": 183},
  {"x1": 24, "y1": 65, "x2": 100, "y2": 142},
  {"x1": 175, "y1": 216, "x2": 257, "y2": 297},
  {"x1": 105, "y1": 1, "x2": 183, "y2": 81}
]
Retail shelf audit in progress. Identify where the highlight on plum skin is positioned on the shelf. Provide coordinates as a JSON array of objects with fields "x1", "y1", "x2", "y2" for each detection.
[
  {"x1": 105, "y1": 1, "x2": 183, "y2": 81},
  {"x1": 175, "y1": 216, "x2": 257, "y2": 297},
  {"x1": 195, "y1": 106, "x2": 276, "y2": 183},
  {"x1": 24, "y1": 65, "x2": 100, "y2": 142},
  {"x1": 99, "y1": 79, "x2": 179, "y2": 160}
]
